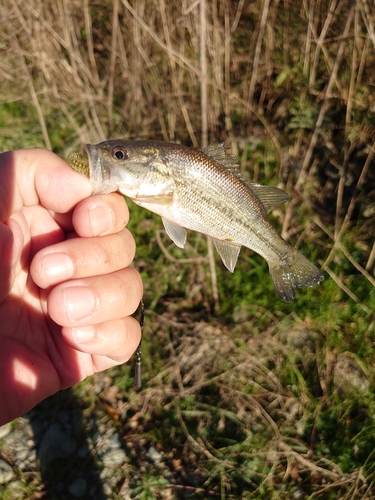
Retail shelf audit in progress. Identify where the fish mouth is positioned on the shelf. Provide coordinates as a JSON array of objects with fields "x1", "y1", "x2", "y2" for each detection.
[
  {"x1": 84, "y1": 144, "x2": 100, "y2": 191},
  {"x1": 84, "y1": 144, "x2": 114, "y2": 194}
]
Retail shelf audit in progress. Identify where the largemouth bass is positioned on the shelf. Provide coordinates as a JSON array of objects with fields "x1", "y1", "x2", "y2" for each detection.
[{"x1": 68, "y1": 141, "x2": 323, "y2": 302}]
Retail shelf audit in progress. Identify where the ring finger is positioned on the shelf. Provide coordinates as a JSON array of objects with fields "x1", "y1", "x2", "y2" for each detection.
[
  {"x1": 31, "y1": 227, "x2": 136, "y2": 289},
  {"x1": 47, "y1": 267, "x2": 143, "y2": 328}
]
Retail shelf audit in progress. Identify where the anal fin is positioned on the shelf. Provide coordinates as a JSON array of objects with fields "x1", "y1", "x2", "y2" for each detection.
[{"x1": 212, "y1": 238, "x2": 241, "y2": 272}]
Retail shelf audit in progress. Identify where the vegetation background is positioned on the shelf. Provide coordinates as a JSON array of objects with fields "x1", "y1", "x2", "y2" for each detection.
[{"x1": 1, "y1": 0, "x2": 375, "y2": 498}]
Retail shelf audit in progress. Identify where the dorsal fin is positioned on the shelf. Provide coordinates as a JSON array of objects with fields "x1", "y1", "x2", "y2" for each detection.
[
  {"x1": 248, "y1": 184, "x2": 289, "y2": 213},
  {"x1": 202, "y1": 143, "x2": 241, "y2": 175},
  {"x1": 202, "y1": 143, "x2": 289, "y2": 214}
]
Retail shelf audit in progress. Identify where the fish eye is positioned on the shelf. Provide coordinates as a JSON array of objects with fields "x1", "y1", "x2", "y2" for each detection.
[{"x1": 112, "y1": 147, "x2": 129, "y2": 160}]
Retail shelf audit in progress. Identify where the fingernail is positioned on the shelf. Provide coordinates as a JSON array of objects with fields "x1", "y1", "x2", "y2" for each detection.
[
  {"x1": 42, "y1": 253, "x2": 74, "y2": 284},
  {"x1": 63, "y1": 286, "x2": 96, "y2": 321},
  {"x1": 71, "y1": 326, "x2": 95, "y2": 344},
  {"x1": 89, "y1": 204, "x2": 114, "y2": 236}
]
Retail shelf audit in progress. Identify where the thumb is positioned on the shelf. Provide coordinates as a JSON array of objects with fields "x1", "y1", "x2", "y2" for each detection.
[{"x1": 0, "y1": 148, "x2": 93, "y2": 222}]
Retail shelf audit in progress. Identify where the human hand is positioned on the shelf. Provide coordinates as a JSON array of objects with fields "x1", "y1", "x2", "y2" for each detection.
[{"x1": 0, "y1": 148, "x2": 143, "y2": 425}]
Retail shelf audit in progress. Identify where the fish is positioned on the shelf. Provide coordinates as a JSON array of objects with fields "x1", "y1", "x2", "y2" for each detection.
[{"x1": 67, "y1": 140, "x2": 324, "y2": 302}]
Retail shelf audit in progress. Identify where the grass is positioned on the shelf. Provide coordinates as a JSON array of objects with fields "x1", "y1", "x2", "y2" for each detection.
[{"x1": 1, "y1": 0, "x2": 375, "y2": 498}]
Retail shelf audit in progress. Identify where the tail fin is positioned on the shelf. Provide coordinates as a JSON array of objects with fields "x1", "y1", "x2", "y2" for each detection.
[{"x1": 269, "y1": 249, "x2": 324, "y2": 302}]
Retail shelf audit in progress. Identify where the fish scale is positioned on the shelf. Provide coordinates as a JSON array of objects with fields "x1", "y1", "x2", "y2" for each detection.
[
  {"x1": 154, "y1": 148, "x2": 287, "y2": 257},
  {"x1": 68, "y1": 140, "x2": 324, "y2": 302}
]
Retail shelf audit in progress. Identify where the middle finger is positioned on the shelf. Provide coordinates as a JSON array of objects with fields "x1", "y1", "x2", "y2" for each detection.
[
  {"x1": 31, "y1": 227, "x2": 136, "y2": 289},
  {"x1": 47, "y1": 267, "x2": 143, "y2": 327}
]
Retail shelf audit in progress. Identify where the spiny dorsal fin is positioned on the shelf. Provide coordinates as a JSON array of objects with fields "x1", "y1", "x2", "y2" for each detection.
[
  {"x1": 202, "y1": 143, "x2": 240, "y2": 175},
  {"x1": 202, "y1": 143, "x2": 289, "y2": 214}
]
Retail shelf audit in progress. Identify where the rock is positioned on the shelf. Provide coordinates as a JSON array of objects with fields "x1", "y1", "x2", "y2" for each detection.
[
  {"x1": 102, "y1": 482, "x2": 112, "y2": 496},
  {"x1": 68, "y1": 477, "x2": 88, "y2": 498},
  {"x1": 148, "y1": 446, "x2": 163, "y2": 466},
  {"x1": 38, "y1": 421, "x2": 77, "y2": 466},
  {"x1": 108, "y1": 433, "x2": 122, "y2": 449},
  {"x1": 0, "y1": 423, "x2": 12, "y2": 440},
  {"x1": 102, "y1": 448, "x2": 128, "y2": 467},
  {"x1": 0, "y1": 459, "x2": 15, "y2": 484},
  {"x1": 334, "y1": 352, "x2": 370, "y2": 394}
]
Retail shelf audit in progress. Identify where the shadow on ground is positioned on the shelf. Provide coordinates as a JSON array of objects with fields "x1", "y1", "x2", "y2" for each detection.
[{"x1": 28, "y1": 388, "x2": 108, "y2": 499}]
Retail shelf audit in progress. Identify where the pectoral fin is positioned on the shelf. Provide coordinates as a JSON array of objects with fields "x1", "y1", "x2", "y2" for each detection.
[
  {"x1": 248, "y1": 184, "x2": 289, "y2": 213},
  {"x1": 212, "y1": 238, "x2": 241, "y2": 272},
  {"x1": 162, "y1": 218, "x2": 187, "y2": 248}
]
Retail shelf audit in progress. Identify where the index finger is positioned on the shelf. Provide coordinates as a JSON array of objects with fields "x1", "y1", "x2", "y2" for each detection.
[
  {"x1": 51, "y1": 192, "x2": 129, "y2": 236},
  {"x1": 73, "y1": 192, "x2": 129, "y2": 237}
]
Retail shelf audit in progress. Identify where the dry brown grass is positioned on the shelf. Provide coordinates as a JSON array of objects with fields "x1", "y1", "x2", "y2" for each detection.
[
  {"x1": 1, "y1": 0, "x2": 375, "y2": 497},
  {"x1": 2, "y1": 0, "x2": 375, "y2": 262}
]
